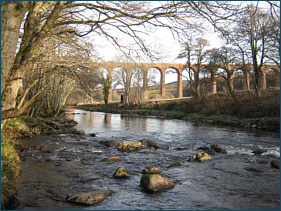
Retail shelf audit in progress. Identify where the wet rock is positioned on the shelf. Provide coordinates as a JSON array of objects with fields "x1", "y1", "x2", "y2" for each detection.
[
  {"x1": 90, "y1": 133, "x2": 96, "y2": 137},
  {"x1": 167, "y1": 161, "x2": 183, "y2": 168},
  {"x1": 100, "y1": 140, "x2": 120, "y2": 147},
  {"x1": 36, "y1": 144, "x2": 52, "y2": 153},
  {"x1": 142, "y1": 166, "x2": 163, "y2": 174},
  {"x1": 102, "y1": 156, "x2": 123, "y2": 162},
  {"x1": 66, "y1": 190, "x2": 110, "y2": 205},
  {"x1": 212, "y1": 146, "x2": 227, "y2": 154},
  {"x1": 252, "y1": 149, "x2": 267, "y2": 155},
  {"x1": 118, "y1": 141, "x2": 142, "y2": 152},
  {"x1": 139, "y1": 138, "x2": 169, "y2": 150},
  {"x1": 113, "y1": 167, "x2": 131, "y2": 178},
  {"x1": 140, "y1": 174, "x2": 175, "y2": 192},
  {"x1": 205, "y1": 149, "x2": 217, "y2": 155},
  {"x1": 244, "y1": 166, "x2": 279, "y2": 173},
  {"x1": 188, "y1": 152, "x2": 212, "y2": 162},
  {"x1": 271, "y1": 160, "x2": 280, "y2": 170}
]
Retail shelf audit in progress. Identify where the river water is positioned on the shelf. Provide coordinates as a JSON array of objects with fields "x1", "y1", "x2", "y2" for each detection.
[{"x1": 14, "y1": 108, "x2": 280, "y2": 210}]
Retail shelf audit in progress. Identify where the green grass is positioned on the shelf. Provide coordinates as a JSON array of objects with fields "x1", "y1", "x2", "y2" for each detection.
[{"x1": 1, "y1": 136, "x2": 21, "y2": 209}]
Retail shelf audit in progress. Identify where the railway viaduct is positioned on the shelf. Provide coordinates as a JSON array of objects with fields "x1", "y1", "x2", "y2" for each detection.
[{"x1": 90, "y1": 62, "x2": 280, "y2": 101}]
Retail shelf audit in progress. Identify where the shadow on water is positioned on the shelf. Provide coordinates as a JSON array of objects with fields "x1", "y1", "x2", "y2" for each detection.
[{"x1": 13, "y1": 108, "x2": 280, "y2": 210}]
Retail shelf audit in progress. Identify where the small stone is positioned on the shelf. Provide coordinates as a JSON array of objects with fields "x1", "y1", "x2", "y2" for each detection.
[
  {"x1": 188, "y1": 152, "x2": 212, "y2": 162},
  {"x1": 205, "y1": 149, "x2": 217, "y2": 155},
  {"x1": 167, "y1": 161, "x2": 183, "y2": 168},
  {"x1": 271, "y1": 160, "x2": 280, "y2": 170},
  {"x1": 197, "y1": 152, "x2": 212, "y2": 162},
  {"x1": 213, "y1": 146, "x2": 227, "y2": 154},
  {"x1": 66, "y1": 190, "x2": 110, "y2": 205},
  {"x1": 252, "y1": 149, "x2": 267, "y2": 155},
  {"x1": 36, "y1": 144, "x2": 52, "y2": 153},
  {"x1": 113, "y1": 167, "x2": 131, "y2": 178},
  {"x1": 100, "y1": 140, "x2": 120, "y2": 147},
  {"x1": 142, "y1": 166, "x2": 163, "y2": 174},
  {"x1": 118, "y1": 141, "x2": 142, "y2": 152},
  {"x1": 90, "y1": 133, "x2": 96, "y2": 137},
  {"x1": 140, "y1": 174, "x2": 174, "y2": 192},
  {"x1": 102, "y1": 156, "x2": 123, "y2": 162}
]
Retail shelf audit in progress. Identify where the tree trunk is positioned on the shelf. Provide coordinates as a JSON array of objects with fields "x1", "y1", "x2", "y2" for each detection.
[
  {"x1": 1, "y1": 2, "x2": 29, "y2": 95},
  {"x1": 1, "y1": 2, "x2": 66, "y2": 127}
]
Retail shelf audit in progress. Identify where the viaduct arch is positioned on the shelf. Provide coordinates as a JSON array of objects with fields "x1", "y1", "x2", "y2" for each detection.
[{"x1": 90, "y1": 62, "x2": 280, "y2": 102}]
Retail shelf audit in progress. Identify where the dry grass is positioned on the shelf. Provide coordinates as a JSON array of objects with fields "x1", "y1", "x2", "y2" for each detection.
[{"x1": 156, "y1": 89, "x2": 280, "y2": 118}]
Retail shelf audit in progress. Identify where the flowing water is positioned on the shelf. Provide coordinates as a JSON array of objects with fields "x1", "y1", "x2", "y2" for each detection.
[{"x1": 14, "y1": 108, "x2": 280, "y2": 210}]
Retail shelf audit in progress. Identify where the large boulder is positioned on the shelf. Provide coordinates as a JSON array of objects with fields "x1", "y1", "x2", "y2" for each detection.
[
  {"x1": 113, "y1": 167, "x2": 131, "y2": 178},
  {"x1": 139, "y1": 138, "x2": 169, "y2": 150},
  {"x1": 142, "y1": 166, "x2": 163, "y2": 174},
  {"x1": 118, "y1": 141, "x2": 142, "y2": 152},
  {"x1": 102, "y1": 156, "x2": 123, "y2": 162},
  {"x1": 140, "y1": 174, "x2": 175, "y2": 192},
  {"x1": 188, "y1": 152, "x2": 212, "y2": 162},
  {"x1": 66, "y1": 190, "x2": 110, "y2": 205}
]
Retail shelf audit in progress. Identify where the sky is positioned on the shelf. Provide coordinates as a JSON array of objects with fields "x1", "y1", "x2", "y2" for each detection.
[
  {"x1": 87, "y1": 1, "x2": 228, "y2": 84},
  {"x1": 91, "y1": 26, "x2": 224, "y2": 84},
  {"x1": 89, "y1": 1, "x2": 271, "y2": 84}
]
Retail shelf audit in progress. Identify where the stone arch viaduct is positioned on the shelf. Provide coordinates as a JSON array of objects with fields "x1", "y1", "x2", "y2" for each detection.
[{"x1": 91, "y1": 62, "x2": 280, "y2": 101}]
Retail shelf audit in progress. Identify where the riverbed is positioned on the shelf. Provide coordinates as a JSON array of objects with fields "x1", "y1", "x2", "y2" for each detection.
[{"x1": 14, "y1": 108, "x2": 280, "y2": 210}]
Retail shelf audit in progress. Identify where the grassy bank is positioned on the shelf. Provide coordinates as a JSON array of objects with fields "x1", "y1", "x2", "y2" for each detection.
[
  {"x1": 1, "y1": 137, "x2": 21, "y2": 209},
  {"x1": 1, "y1": 117, "x2": 36, "y2": 209},
  {"x1": 77, "y1": 89, "x2": 280, "y2": 132}
]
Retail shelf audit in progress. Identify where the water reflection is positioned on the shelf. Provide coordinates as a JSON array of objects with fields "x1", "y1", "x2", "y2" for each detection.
[{"x1": 65, "y1": 107, "x2": 279, "y2": 154}]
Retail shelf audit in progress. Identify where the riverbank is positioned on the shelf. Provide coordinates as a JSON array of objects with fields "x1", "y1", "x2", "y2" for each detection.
[
  {"x1": 76, "y1": 89, "x2": 280, "y2": 133},
  {"x1": 1, "y1": 117, "x2": 81, "y2": 209}
]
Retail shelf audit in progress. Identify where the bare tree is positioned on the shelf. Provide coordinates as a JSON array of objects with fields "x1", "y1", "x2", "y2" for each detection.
[
  {"x1": 220, "y1": 4, "x2": 278, "y2": 96},
  {"x1": 216, "y1": 46, "x2": 239, "y2": 102},
  {"x1": 178, "y1": 37, "x2": 209, "y2": 98}
]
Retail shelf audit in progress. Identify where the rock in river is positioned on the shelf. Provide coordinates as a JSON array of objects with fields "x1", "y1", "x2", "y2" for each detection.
[
  {"x1": 142, "y1": 166, "x2": 163, "y2": 174},
  {"x1": 167, "y1": 161, "x2": 184, "y2": 168},
  {"x1": 118, "y1": 141, "x2": 142, "y2": 152},
  {"x1": 140, "y1": 174, "x2": 175, "y2": 192},
  {"x1": 271, "y1": 160, "x2": 280, "y2": 170},
  {"x1": 102, "y1": 156, "x2": 123, "y2": 162},
  {"x1": 66, "y1": 190, "x2": 110, "y2": 205},
  {"x1": 212, "y1": 146, "x2": 227, "y2": 154},
  {"x1": 100, "y1": 140, "x2": 120, "y2": 147},
  {"x1": 188, "y1": 152, "x2": 212, "y2": 162},
  {"x1": 139, "y1": 138, "x2": 169, "y2": 150},
  {"x1": 36, "y1": 144, "x2": 52, "y2": 153},
  {"x1": 113, "y1": 167, "x2": 131, "y2": 178}
]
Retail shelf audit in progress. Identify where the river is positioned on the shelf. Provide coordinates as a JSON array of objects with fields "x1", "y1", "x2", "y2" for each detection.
[{"x1": 14, "y1": 108, "x2": 280, "y2": 210}]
